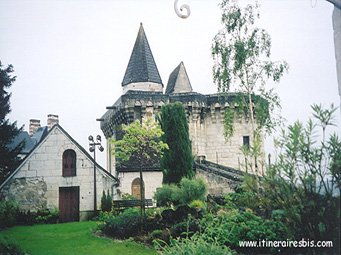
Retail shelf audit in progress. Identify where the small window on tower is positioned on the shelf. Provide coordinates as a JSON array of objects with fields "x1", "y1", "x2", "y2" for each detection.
[
  {"x1": 134, "y1": 106, "x2": 142, "y2": 122},
  {"x1": 243, "y1": 136, "x2": 250, "y2": 150}
]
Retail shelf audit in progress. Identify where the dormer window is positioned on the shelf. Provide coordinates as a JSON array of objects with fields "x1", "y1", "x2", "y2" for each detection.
[{"x1": 62, "y1": 149, "x2": 76, "y2": 177}]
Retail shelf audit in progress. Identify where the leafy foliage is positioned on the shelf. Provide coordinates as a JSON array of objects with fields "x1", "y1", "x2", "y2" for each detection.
[
  {"x1": 244, "y1": 104, "x2": 341, "y2": 254},
  {"x1": 154, "y1": 178, "x2": 207, "y2": 206},
  {"x1": 0, "y1": 236, "x2": 26, "y2": 255},
  {"x1": 113, "y1": 118, "x2": 168, "y2": 167},
  {"x1": 159, "y1": 103, "x2": 194, "y2": 184},
  {"x1": 0, "y1": 200, "x2": 19, "y2": 228},
  {"x1": 17, "y1": 208, "x2": 59, "y2": 225},
  {"x1": 154, "y1": 184, "x2": 182, "y2": 207},
  {"x1": 0, "y1": 61, "x2": 24, "y2": 184},
  {"x1": 179, "y1": 178, "x2": 207, "y2": 204},
  {"x1": 121, "y1": 193, "x2": 136, "y2": 200},
  {"x1": 99, "y1": 208, "x2": 142, "y2": 239},
  {"x1": 212, "y1": 0, "x2": 288, "y2": 143},
  {"x1": 112, "y1": 117, "x2": 168, "y2": 217},
  {"x1": 156, "y1": 232, "x2": 235, "y2": 255},
  {"x1": 199, "y1": 210, "x2": 290, "y2": 254},
  {"x1": 0, "y1": 200, "x2": 59, "y2": 228}
]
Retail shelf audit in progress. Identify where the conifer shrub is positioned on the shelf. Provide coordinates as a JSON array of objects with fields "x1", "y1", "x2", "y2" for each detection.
[
  {"x1": 100, "y1": 190, "x2": 112, "y2": 212},
  {"x1": 159, "y1": 103, "x2": 194, "y2": 184},
  {"x1": 178, "y1": 178, "x2": 207, "y2": 204},
  {"x1": 154, "y1": 184, "x2": 182, "y2": 206}
]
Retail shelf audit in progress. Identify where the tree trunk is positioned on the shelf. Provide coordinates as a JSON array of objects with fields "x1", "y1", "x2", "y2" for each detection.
[{"x1": 139, "y1": 164, "x2": 145, "y2": 229}]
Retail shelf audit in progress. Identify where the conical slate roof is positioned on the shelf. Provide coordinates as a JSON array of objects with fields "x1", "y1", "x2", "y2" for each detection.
[
  {"x1": 122, "y1": 23, "x2": 163, "y2": 86},
  {"x1": 165, "y1": 61, "x2": 192, "y2": 94}
]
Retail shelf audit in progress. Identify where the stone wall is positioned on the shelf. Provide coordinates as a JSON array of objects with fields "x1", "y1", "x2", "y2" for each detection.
[
  {"x1": 196, "y1": 169, "x2": 234, "y2": 195},
  {"x1": 1, "y1": 177, "x2": 47, "y2": 211},
  {"x1": 195, "y1": 162, "x2": 243, "y2": 195},
  {"x1": 102, "y1": 91, "x2": 264, "y2": 174},
  {"x1": 0, "y1": 126, "x2": 116, "y2": 215},
  {"x1": 188, "y1": 107, "x2": 258, "y2": 170}
]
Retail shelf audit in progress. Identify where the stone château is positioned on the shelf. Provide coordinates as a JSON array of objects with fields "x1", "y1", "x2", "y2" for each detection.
[{"x1": 99, "y1": 23, "x2": 264, "y2": 198}]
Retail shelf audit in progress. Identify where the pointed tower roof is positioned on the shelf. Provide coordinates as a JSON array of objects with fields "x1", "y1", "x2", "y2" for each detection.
[
  {"x1": 165, "y1": 61, "x2": 192, "y2": 94},
  {"x1": 122, "y1": 23, "x2": 163, "y2": 86}
]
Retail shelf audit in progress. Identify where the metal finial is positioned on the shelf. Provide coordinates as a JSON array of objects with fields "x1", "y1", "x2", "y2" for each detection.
[{"x1": 174, "y1": 0, "x2": 191, "y2": 19}]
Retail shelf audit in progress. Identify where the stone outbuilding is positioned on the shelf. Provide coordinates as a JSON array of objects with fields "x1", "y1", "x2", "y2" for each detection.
[{"x1": 0, "y1": 123, "x2": 118, "y2": 222}]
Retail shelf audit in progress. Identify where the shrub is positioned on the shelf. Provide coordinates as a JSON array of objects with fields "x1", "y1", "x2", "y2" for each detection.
[
  {"x1": 99, "y1": 208, "x2": 142, "y2": 239},
  {"x1": 0, "y1": 200, "x2": 19, "y2": 228},
  {"x1": 200, "y1": 210, "x2": 290, "y2": 254},
  {"x1": 154, "y1": 184, "x2": 182, "y2": 206},
  {"x1": 0, "y1": 200, "x2": 59, "y2": 228},
  {"x1": 34, "y1": 208, "x2": 59, "y2": 224},
  {"x1": 154, "y1": 178, "x2": 207, "y2": 206},
  {"x1": 178, "y1": 178, "x2": 207, "y2": 204},
  {"x1": 0, "y1": 237, "x2": 26, "y2": 255},
  {"x1": 189, "y1": 200, "x2": 206, "y2": 209},
  {"x1": 17, "y1": 208, "x2": 59, "y2": 225}
]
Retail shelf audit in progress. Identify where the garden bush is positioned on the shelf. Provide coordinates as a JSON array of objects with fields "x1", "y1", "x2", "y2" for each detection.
[
  {"x1": 178, "y1": 178, "x2": 207, "y2": 204},
  {"x1": 189, "y1": 200, "x2": 205, "y2": 210},
  {"x1": 99, "y1": 208, "x2": 142, "y2": 239},
  {"x1": 154, "y1": 177, "x2": 207, "y2": 206},
  {"x1": 154, "y1": 184, "x2": 182, "y2": 206},
  {"x1": 0, "y1": 237, "x2": 26, "y2": 255},
  {"x1": 200, "y1": 209, "x2": 290, "y2": 254},
  {"x1": 0, "y1": 200, "x2": 59, "y2": 228},
  {"x1": 17, "y1": 208, "x2": 59, "y2": 225},
  {"x1": 0, "y1": 200, "x2": 19, "y2": 229}
]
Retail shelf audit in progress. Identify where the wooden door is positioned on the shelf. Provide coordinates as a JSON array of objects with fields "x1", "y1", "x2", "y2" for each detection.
[
  {"x1": 131, "y1": 178, "x2": 141, "y2": 199},
  {"x1": 59, "y1": 187, "x2": 79, "y2": 222}
]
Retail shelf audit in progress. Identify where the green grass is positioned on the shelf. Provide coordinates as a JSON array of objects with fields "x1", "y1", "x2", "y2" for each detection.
[{"x1": 0, "y1": 221, "x2": 157, "y2": 255}]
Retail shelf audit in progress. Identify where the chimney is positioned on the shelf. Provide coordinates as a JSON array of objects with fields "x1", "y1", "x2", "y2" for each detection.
[
  {"x1": 47, "y1": 114, "x2": 59, "y2": 130},
  {"x1": 29, "y1": 119, "x2": 41, "y2": 136}
]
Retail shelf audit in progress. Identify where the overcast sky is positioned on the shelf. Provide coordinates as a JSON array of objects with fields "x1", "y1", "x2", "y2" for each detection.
[{"x1": 1, "y1": 0, "x2": 340, "y2": 166}]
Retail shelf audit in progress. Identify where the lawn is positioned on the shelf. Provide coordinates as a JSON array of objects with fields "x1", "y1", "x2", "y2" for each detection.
[{"x1": 0, "y1": 221, "x2": 158, "y2": 255}]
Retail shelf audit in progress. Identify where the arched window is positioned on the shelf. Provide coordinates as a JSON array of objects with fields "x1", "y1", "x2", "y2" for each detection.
[
  {"x1": 131, "y1": 178, "x2": 144, "y2": 199},
  {"x1": 62, "y1": 149, "x2": 76, "y2": 177}
]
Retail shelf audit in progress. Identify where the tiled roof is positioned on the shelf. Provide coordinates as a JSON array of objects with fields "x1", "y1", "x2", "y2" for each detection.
[
  {"x1": 121, "y1": 23, "x2": 163, "y2": 86},
  {"x1": 8, "y1": 127, "x2": 48, "y2": 155},
  {"x1": 165, "y1": 61, "x2": 192, "y2": 94},
  {"x1": 8, "y1": 131, "x2": 35, "y2": 154}
]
